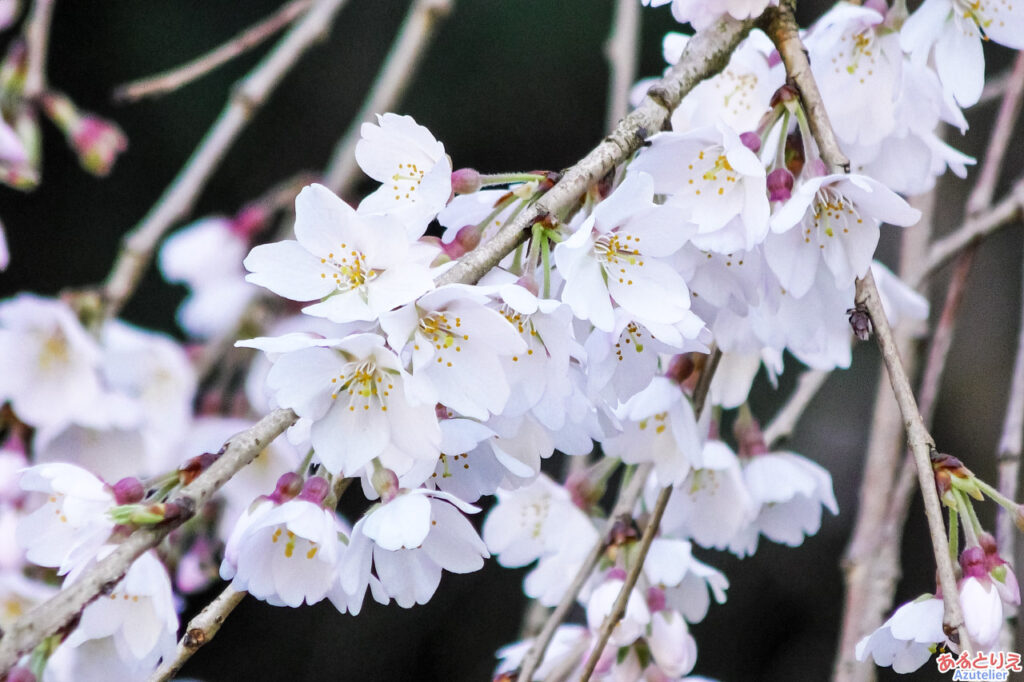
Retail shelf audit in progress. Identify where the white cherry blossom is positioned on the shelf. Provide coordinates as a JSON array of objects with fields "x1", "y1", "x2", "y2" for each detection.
[
  {"x1": 855, "y1": 595, "x2": 945, "y2": 673},
  {"x1": 355, "y1": 113, "x2": 452, "y2": 237},
  {"x1": 244, "y1": 183, "x2": 435, "y2": 324}
]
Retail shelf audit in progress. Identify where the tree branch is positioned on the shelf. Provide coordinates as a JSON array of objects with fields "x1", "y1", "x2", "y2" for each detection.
[
  {"x1": 603, "y1": 0, "x2": 640, "y2": 131},
  {"x1": 100, "y1": 0, "x2": 352, "y2": 320},
  {"x1": 763, "y1": 369, "x2": 831, "y2": 447},
  {"x1": 0, "y1": 408, "x2": 299, "y2": 675},
  {"x1": 577, "y1": 349, "x2": 720, "y2": 681},
  {"x1": 321, "y1": 0, "x2": 454, "y2": 195},
  {"x1": 22, "y1": 0, "x2": 55, "y2": 100},
  {"x1": 762, "y1": 0, "x2": 971, "y2": 654},
  {"x1": 436, "y1": 13, "x2": 755, "y2": 288},
  {"x1": 148, "y1": 586, "x2": 247, "y2": 682},
  {"x1": 113, "y1": 0, "x2": 314, "y2": 103}
]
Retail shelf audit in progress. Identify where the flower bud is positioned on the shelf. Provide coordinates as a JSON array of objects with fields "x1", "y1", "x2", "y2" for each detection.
[
  {"x1": 298, "y1": 475, "x2": 329, "y2": 505},
  {"x1": 230, "y1": 204, "x2": 268, "y2": 241},
  {"x1": 734, "y1": 413, "x2": 768, "y2": 457},
  {"x1": 647, "y1": 586, "x2": 667, "y2": 613},
  {"x1": 767, "y1": 168, "x2": 794, "y2": 202},
  {"x1": 441, "y1": 224, "x2": 482, "y2": 259},
  {"x1": 6, "y1": 666, "x2": 36, "y2": 682},
  {"x1": 959, "y1": 545, "x2": 986, "y2": 579},
  {"x1": 40, "y1": 92, "x2": 127, "y2": 176},
  {"x1": 739, "y1": 131, "x2": 761, "y2": 153},
  {"x1": 785, "y1": 132, "x2": 806, "y2": 176},
  {"x1": 770, "y1": 84, "x2": 799, "y2": 108},
  {"x1": 451, "y1": 167, "x2": 481, "y2": 194},
  {"x1": 665, "y1": 354, "x2": 695, "y2": 385},
  {"x1": 112, "y1": 476, "x2": 145, "y2": 504},
  {"x1": 267, "y1": 472, "x2": 303, "y2": 504},
  {"x1": 371, "y1": 466, "x2": 400, "y2": 502}
]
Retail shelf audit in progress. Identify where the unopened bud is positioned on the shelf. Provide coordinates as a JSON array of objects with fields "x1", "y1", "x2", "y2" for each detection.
[
  {"x1": 665, "y1": 353, "x2": 695, "y2": 386},
  {"x1": 230, "y1": 204, "x2": 268, "y2": 241},
  {"x1": 112, "y1": 477, "x2": 145, "y2": 504},
  {"x1": 41, "y1": 92, "x2": 127, "y2": 176},
  {"x1": 647, "y1": 586, "x2": 666, "y2": 613},
  {"x1": 606, "y1": 567, "x2": 627, "y2": 581},
  {"x1": 740, "y1": 131, "x2": 761, "y2": 153},
  {"x1": 767, "y1": 168, "x2": 794, "y2": 202},
  {"x1": 785, "y1": 132, "x2": 806, "y2": 177},
  {"x1": 847, "y1": 307, "x2": 872, "y2": 341},
  {"x1": 178, "y1": 452, "x2": 219, "y2": 485},
  {"x1": 451, "y1": 167, "x2": 481, "y2": 194},
  {"x1": 442, "y1": 225, "x2": 482, "y2": 259},
  {"x1": 959, "y1": 545, "x2": 987, "y2": 579},
  {"x1": 770, "y1": 84, "x2": 799, "y2": 108},
  {"x1": 268, "y1": 472, "x2": 303, "y2": 504},
  {"x1": 979, "y1": 532, "x2": 998, "y2": 556},
  {"x1": 734, "y1": 414, "x2": 768, "y2": 457},
  {"x1": 298, "y1": 476, "x2": 330, "y2": 505},
  {"x1": 371, "y1": 466, "x2": 400, "y2": 502},
  {"x1": 6, "y1": 666, "x2": 36, "y2": 682}
]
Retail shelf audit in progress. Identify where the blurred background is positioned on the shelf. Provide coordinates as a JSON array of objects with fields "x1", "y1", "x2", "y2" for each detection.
[{"x1": 0, "y1": 1, "x2": 1022, "y2": 680}]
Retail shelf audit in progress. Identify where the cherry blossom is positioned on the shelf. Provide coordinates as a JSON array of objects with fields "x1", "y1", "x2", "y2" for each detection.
[
  {"x1": 243, "y1": 183, "x2": 435, "y2": 324},
  {"x1": 855, "y1": 595, "x2": 945, "y2": 673}
]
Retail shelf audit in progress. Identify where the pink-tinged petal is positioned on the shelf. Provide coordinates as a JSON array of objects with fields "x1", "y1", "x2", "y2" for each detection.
[
  {"x1": 935, "y1": 21, "x2": 984, "y2": 107},
  {"x1": 243, "y1": 241, "x2": 336, "y2": 301}
]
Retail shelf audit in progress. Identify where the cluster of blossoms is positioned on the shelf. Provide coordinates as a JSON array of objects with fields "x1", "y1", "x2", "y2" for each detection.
[{"x1": 0, "y1": 0, "x2": 1022, "y2": 679}]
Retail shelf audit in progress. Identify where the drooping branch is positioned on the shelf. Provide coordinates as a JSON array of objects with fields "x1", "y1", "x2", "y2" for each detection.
[
  {"x1": 763, "y1": 368, "x2": 831, "y2": 447},
  {"x1": 113, "y1": 0, "x2": 314, "y2": 103},
  {"x1": 22, "y1": 0, "x2": 55, "y2": 100},
  {"x1": 148, "y1": 586, "x2": 247, "y2": 682},
  {"x1": 321, "y1": 0, "x2": 454, "y2": 195},
  {"x1": 436, "y1": 13, "x2": 755, "y2": 287},
  {"x1": 761, "y1": 0, "x2": 971, "y2": 653},
  {"x1": 577, "y1": 349, "x2": 721, "y2": 681},
  {"x1": 603, "y1": 0, "x2": 641, "y2": 131},
  {"x1": 0, "y1": 408, "x2": 299, "y2": 675},
  {"x1": 100, "y1": 0, "x2": 352, "y2": 320}
]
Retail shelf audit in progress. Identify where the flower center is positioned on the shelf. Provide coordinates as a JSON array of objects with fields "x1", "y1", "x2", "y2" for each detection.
[
  {"x1": 389, "y1": 161, "x2": 426, "y2": 202},
  {"x1": 330, "y1": 359, "x2": 393, "y2": 412},
  {"x1": 319, "y1": 243, "x2": 379, "y2": 293},
  {"x1": 680, "y1": 148, "x2": 738, "y2": 198},
  {"x1": 808, "y1": 186, "x2": 863, "y2": 243}
]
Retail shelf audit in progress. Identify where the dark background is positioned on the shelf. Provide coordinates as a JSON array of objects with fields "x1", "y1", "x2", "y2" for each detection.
[{"x1": 0, "y1": 1, "x2": 1021, "y2": 680}]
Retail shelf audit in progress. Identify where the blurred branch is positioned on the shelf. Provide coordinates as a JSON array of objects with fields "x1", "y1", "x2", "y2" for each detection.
[
  {"x1": 761, "y1": 0, "x2": 971, "y2": 656},
  {"x1": 322, "y1": 0, "x2": 454, "y2": 195},
  {"x1": 577, "y1": 349, "x2": 720, "y2": 680},
  {"x1": 0, "y1": 408, "x2": 299, "y2": 675},
  {"x1": 22, "y1": 0, "x2": 54, "y2": 99},
  {"x1": 437, "y1": 13, "x2": 754, "y2": 287},
  {"x1": 998, "y1": 238, "x2": 1024, "y2": 650},
  {"x1": 763, "y1": 369, "x2": 830, "y2": 447},
  {"x1": 148, "y1": 586, "x2": 247, "y2": 682},
  {"x1": 100, "y1": 0, "x2": 352, "y2": 320},
  {"x1": 114, "y1": 0, "x2": 314, "y2": 103},
  {"x1": 603, "y1": 0, "x2": 640, "y2": 131}
]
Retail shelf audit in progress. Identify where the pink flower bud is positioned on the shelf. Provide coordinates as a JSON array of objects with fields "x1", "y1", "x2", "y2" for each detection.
[
  {"x1": 770, "y1": 84, "x2": 799, "y2": 107},
  {"x1": 665, "y1": 353, "x2": 695, "y2": 385},
  {"x1": 863, "y1": 0, "x2": 887, "y2": 13},
  {"x1": 298, "y1": 476, "x2": 329, "y2": 505},
  {"x1": 959, "y1": 546, "x2": 987, "y2": 580},
  {"x1": 607, "y1": 567, "x2": 627, "y2": 581},
  {"x1": 451, "y1": 167, "x2": 482, "y2": 194},
  {"x1": 268, "y1": 472, "x2": 303, "y2": 504},
  {"x1": 647, "y1": 586, "x2": 667, "y2": 613},
  {"x1": 740, "y1": 131, "x2": 761, "y2": 153},
  {"x1": 767, "y1": 168, "x2": 794, "y2": 202},
  {"x1": 70, "y1": 115, "x2": 128, "y2": 176},
  {"x1": 230, "y1": 204, "x2": 268, "y2": 241},
  {"x1": 7, "y1": 666, "x2": 36, "y2": 682},
  {"x1": 113, "y1": 476, "x2": 145, "y2": 504},
  {"x1": 442, "y1": 225, "x2": 482, "y2": 259}
]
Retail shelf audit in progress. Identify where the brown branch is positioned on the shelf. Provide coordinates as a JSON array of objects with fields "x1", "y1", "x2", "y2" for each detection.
[
  {"x1": 577, "y1": 350, "x2": 720, "y2": 681},
  {"x1": 603, "y1": 0, "x2": 641, "y2": 131},
  {"x1": 762, "y1": 0, "x2": 972, "y2": 656},
  {"x1": 321, "y1": 0, "x2": 454, "y2": 195},
  {"x1": 0, "y1": 408, "x2": 299, "y2": 675},
  {"x1": 763, "y1": 369, "x2": 831, "y2": 447},
  {"x1": 114, "y1": 0, "x2": 314, "y2": 103},
  {"x1": 100, "y1": 0, "x2": 352, "y2": 320},
  {"x1": 148, "y1": 586, "x2": 247, "y2": 682},
  {"x1": 436, "y1": 13, "x2": 755, "y2": 287},
  {"x1": 22, "y1": 0, "x2": 55, "y2": 99}
]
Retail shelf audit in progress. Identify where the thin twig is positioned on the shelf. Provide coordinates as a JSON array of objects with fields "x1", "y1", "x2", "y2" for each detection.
[
  {"x1": 998, "y1": 238, "x2": 1024, "y2": 650},
  {"x1": 763, "y1": 369, "x2": 831, "y2": 447},
  {"x1": 22, "y1": 0, "x2": 55, "y2": 99},
  {"x1": 603, "y1": 0, "x2": 640, "y2": 131},
  {"x1": 919, "y1": 180, "x2": 1024, "y2": 286},
  {"x1": 0, "y1": 408, "x2": 299, "y2": 675},
  {"x1": 437, "y1": 14, "x2": 754, "y2": 288},
  {"x1": 100, "y1": 0, "x2": 352, "y2": 320},
  {"x1": 321, "y1": 0, "x2": 453, "y2": 195},
  {"x1": 576, "y1": 350, "x2": 720, "y2": 681},
  {"x1": 762, "y1": 0, "x2": 971, "y2": 653},
  {"x1": 148, "y1": 586, "x2": 247, "y2": 682},
  {"x1": 114, "y1": 0, "x2": 314, "y2": 103}
]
